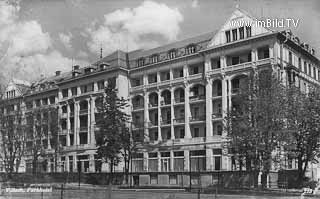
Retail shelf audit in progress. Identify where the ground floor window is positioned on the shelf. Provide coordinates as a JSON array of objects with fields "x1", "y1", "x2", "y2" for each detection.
[
  {"x1": 132, "y1": 153, "x2": 144, "y2": 172},
  {"x1": 169, "y1": 174, "x2": 177, "y2": 184},
  {"x1": 150, "y1": 174, "x2": 158, "y2": 184},
  {"x1": 173, "y1": 151, "x2": 184, "y2": 171},
  {"x1": 77, "y1": 155, "x2": 89, "y2": 173},
  {"x1": 69, "y1": 156, "x2": 73, "y2": 172},
  {"x1": 160, "y1": 152, "x2": 170, "y2": 172},
  {"x1": 148, "y1": 152, "x2": 158, "y2": 172},
  {"x1": 190, "y1": 150, "x2": 206, "y2": 171}
]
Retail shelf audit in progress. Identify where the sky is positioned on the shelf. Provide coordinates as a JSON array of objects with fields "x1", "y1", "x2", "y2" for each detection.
[{"x1": 0, "y1": 0, "x2": 319, "y2": 84}]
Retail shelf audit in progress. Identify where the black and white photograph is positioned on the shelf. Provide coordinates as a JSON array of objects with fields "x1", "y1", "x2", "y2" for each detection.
[{"x1": 0, "y1": 0, "x2": 320, "y2": 198}]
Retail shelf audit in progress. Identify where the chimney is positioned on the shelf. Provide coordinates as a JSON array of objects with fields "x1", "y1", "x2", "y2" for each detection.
[
  {"x1": 55, "y1": 71, "x2": 61, "y2": 76},
  {"x1": 73, "y1": 65, "x2": 80, "y2": 70}
]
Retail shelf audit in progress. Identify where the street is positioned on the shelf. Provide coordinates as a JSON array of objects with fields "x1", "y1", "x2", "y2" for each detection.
[{"x1": 0, "y1": 189, "x2": 315, "y2": 199}]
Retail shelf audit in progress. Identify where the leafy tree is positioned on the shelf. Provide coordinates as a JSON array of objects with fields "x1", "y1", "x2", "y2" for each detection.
[
  {"x1": 25, "y1": 106, "x2": 59, "y2": 174},
  {"x1": 0, "y1": 99, "x2": 25, "y2": 179},
  {"x1": 285, "y1": 85, "x2": 320, "y2": 186},
  {"x1": 227, "y1": 69, "x2": 288, "y2": 188},
  {"x1": 95, "y1": 82, "x2": 130, "y2": 184}
]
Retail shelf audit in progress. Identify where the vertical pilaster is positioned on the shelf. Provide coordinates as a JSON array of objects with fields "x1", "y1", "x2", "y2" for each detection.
[
  {"x1": 184, "y1": 84, "x2": 191, "y2": 138},
  {"x1": 157, "y1": 152, "x2": 161, "y2": 172},
  {"x1": 66, "y1": 103, "x2": 70, "y2": 146},
  {"x1": 90, "y1": 97, "x2": 96, "y2": 145},
  {"x1": 75, "y1": 102, "x2": 79, "y2": 145},
  {"x1": 144, "y1": 91, "x2": 149, "y2": 142},
  {"x1": 170, "y1": 150, "x2": 174, "y2": 171},
  {"x1": 206, "y1": 149, "x2": 213, "y2": 171},
  {"x1": 170, "y1": 88, "x2": 175, "y2": 140},
  {"x1": 251, "y1": 48, "x2": 258, "y2": 62},
  {"x1": 143, "y1": 152, "x2": 148, "y2": 171},
  {"x1": 87, "y1": 99, "x2": 90, "y2": 145},
  {"x1": 184, "y1": 150, "x2": 190, "y2": 171},
  {"x1": 205, "y1": 78, "x2": 213, "y2": 137},
  {"x1": 157, "y1": 91, "x2": 162, "y2": 141},
  {"x1": 222, "y1": 77, "x2": 228, "y2": 136}
]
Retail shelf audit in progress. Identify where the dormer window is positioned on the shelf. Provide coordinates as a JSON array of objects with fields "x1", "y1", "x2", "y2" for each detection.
[
  {"x1": 99, "y1": 63, "x2": 110, "y2": 70},
  {"x1": 137, "y1": 57, "x2": 145, "y2": 67},
  {"x1": 186, "y1": 44, "x2": 196, "y2": 55},
  {"x1": 168, "y1": 49, "x2": 176, "y2": 59},
  {"x1": 150, "y1": 54, "x2": 159, "y2": 64},
  {"x1": 239, "y1": 27, "x2": 244, "y2": 39},
  {"x1": 84, "y1": 67, "x2": 94, "y2": 74}
]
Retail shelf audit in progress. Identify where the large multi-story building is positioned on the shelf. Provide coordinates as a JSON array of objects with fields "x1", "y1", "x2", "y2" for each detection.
[{"x1": 1, "y1": 8, "x2": 320, "y2": 184}]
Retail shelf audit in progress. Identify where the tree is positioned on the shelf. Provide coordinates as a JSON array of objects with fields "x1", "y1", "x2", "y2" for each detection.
[
  {"x1": 227, "y1": 69, "x2": 288, "y2": 188},
  {"x1": 285, "y1": 85, "x2": 320, "y2": 186},
  {"x1": 25, "y1": 106, "x2": 59, "y2": 174},
  {"x1": 95, "y1": 82, "x2": 130, "y2": 184},
  {"x1": 0, "y1": 99, "x2": 25, "y2": 179}
]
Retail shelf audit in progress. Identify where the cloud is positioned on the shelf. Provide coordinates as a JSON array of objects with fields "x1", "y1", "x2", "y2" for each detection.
[
  {"x1": 191, "y1": 0, "x2": 199, "y2": 8},
  {"x1": 86, "y1": 0, "x2": 183, "y2": 54},
  {"x1": 0, "y1": 1, "x2": 87, "y2": 83},
  {"x1": 59, "y1": 32, "x2": 73, "y2": 50}
]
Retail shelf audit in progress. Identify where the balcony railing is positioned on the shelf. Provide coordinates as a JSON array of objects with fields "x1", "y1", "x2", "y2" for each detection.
[
  {"x1": 149, "y1": 103, "x2": 158, "y2": 108},
  {"x1": 212, "y1": 113, "x2": 222, "y2": 118},
  {"x1": 174, "y1": 97, "x2": 185, "y2": 103},
  {"x1": 173, "y1": 118, "x2": 184, "y2": 124},
  {"x1": 148, "y1": 122, "x2": 158, "y2": 127},
  {"x1": 79, "y1": 126, "x2": 88, "y2": 132},
  {"x1": 189, "y1": 95, "x2": 205, "y2": 101},
  {"x1": 190, "y1": 115, "x2": 206, "y2": 122},
  {"x1": 161, "y1": 119, "x2": 171, "y2": 125},
  {"x1": 160, "y1": 100, "x2": 171, "y2": 106},
  {"x1": 79, "y1": 109, "x2": 88, "y2": 115},
  {"x1": 133, "y1": 103, "x2": 144, "y2": 110}
]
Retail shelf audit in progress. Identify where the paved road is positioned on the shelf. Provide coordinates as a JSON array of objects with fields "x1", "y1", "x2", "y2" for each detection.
[{"x1": 0, "y1": 189, "x2": 315, "y2": 199}]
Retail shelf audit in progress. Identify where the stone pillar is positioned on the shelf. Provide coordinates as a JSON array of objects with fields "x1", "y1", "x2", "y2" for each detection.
[
  {"x1": 87, "y1": 99, "x2": 90, "y2": 145},
  {"x1": 89, "y1": 154, "x2": 95, "y2": 172},
  {"x1": 143, "y1": 152, "x2": 148, "y2": 171},
  {"x1": 206, "y1": 149, "x2": 213, "y2": 171},
  {"x1": 157, "y1": 91, "x2": 162, "y2": 141},
  {"x1": 269, "y1": 45, "x2": 274, "y2": 58},
  {"x1": 157, "y1": 152, "x2": 161, "y2": 172},
  {"x1": 184, "y1": 84, "x2": 191, "y2": 138},
  {"x1": 220, "y1": 56, "x2": 226, "y2": 68},
  {"x1": 228, "y1": 78, "x2": 232, "y2": 113},
  {"x1": 77, "y1": 86, "x2": 81, "y2": 96},
  {"x1": 65, "y1": 156, "x2": 70, "y2": 172},
  {"x1": 251, "y1": 48, "x2": 258, "y2": 62},
  {"x1": 67, "y1": 103, "x2": 71, "y2": 146},
  {"x1": 144, "y1": 91, "x2": 149, "y2": 142},
  {"x1": 90, "y1": 97, "x2": 96, "y2": 145},
  {"x1": 93, "y1": 82, "x2": 98, "y2": 92},
  {"x1": 222, "y1": 77, "x2": 228, "y2": 136},
  {"x1": 75, "y1": 102, "x2": 79, "y2": 145},
  {"x1": 183, "y1": 64, "x2": 189, "y2": 77},
  {"x1": 170, "y1": 88, "x2": 175, "y2": 140},
  {"x1": 170, "y1": 150, "x2": 174, "y2": 171},
  {"x1": 73, "y1": 155, "x2": 77, "y2": 172},
  {"x1": 184, "y1": 150, "x2": 190, "y2": 171},
  {"x1": 205, "y1": 77, "x2": 213, "y2": 137}
]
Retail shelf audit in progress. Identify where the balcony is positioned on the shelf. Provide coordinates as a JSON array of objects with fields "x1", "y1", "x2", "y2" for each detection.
[
  {"x1": 79, "y1": 109, "x2": 88, "y2": 115},
  {"x1": 132, "y1": 122, "x2": 144, "y2": 130},
  {"x1": 148, "y1": 103, "x2": 158, "y2": 108},
  {"x1": 160, "y1": 100, "x2": 171, "y2": 106},
  {"x1": 174, "y1": 98, "x2": 185, "y2": 104},
  {"x1": 189, "y1": 95, "x2": 205, "y2": 102},
  {"x1": 160, "y1": 119, "x2": 171, "y2": 126},
  {"x1": 148, "y1": 122, "x2": 158, "y2": 128},
  {"x1": 212, "y1": 113, "x2": 222, "y2": 119},
  {"x1": 79, "y1": 126, "x2": 88, "y2": 132},
  {"x1": 173, "y1": 118, "x2": 184, "y2": 124},
  {"x1": 190, "y1": 115, "x2": 206, "y2": 122},
  {"x1": 133, "y1": 103, "x2": 144, "y2": 111}
]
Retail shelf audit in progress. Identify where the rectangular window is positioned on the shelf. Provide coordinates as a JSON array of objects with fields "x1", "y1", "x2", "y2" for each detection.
[
  {"x1": 97, "y1": 80, "x2": 105, "y2": 90},
  {"x1": 304, "y1": 61, "x2": 307, "y2": 73},
  {"x1": 225, "y1": 31, "x2": 231, "y2": 43},
  {"x1": 71, "y1": 87, "x2": 77, "y2": 96},
  {"x1": 298, "y1": 58, "x2": 301, "y2": 70},
  {"x1": 62, "y1": 89, "x2": 68, "y2": 98},
  {"x1": 308, "y1": 64, "x2": 311, "y2": 76},
  {"x1": 288, "y1": 51, "x2": 292, "y2": 64}
]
